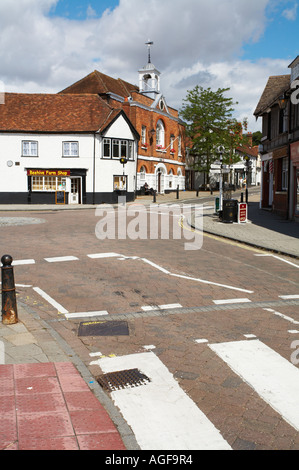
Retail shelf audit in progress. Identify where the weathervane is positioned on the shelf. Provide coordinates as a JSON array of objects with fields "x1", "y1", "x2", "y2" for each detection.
[{"x1": 145, "y1": 40, "x2": 153, "y2": 64}]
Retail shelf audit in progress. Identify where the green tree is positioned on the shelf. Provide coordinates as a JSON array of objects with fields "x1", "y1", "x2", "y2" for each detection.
[
  {"x1": 180, "y1": 85, "x2": 248, "y2": 185},
  {"x1": 252, "y1": 131, "x2": 262, "y2": 146}
]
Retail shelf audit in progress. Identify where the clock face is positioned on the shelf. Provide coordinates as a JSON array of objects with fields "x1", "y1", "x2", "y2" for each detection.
[{"x1": 7, "y1": 160, "x2": 13, "y2": 167}]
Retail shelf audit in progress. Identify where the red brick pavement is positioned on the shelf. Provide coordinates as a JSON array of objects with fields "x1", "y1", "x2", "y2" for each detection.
[{"x1": 0, "y1": 362, "x2": 126, "y2": 450}]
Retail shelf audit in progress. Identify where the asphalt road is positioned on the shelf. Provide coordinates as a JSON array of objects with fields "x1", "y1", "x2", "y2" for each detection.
[{"x1": 1, "y1": 203, "x2": 299, "y2": 450}]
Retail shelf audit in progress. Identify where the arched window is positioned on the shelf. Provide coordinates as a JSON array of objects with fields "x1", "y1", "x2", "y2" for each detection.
[
  {"x1": 140, "y1": 165, "x2": 146, "y2": 181},
  {"x1": 156, "y1": 120, "x2": 165, "y2": 148}
]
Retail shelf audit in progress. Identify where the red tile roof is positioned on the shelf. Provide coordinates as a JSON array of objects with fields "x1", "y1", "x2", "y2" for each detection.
[
  {"x1": 0, "y1": 93, "x2": 117, "y2": 133},
  {"x1": 236, "y1": 144, "x2": 259, "y2": 157},
  {"x1": 60, "y1": 70, "x2": 139, "y2": 98}
]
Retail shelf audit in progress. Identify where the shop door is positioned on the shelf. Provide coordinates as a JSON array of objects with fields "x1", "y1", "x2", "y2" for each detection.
[{"x1": 70, "y1": 177, "x2": 81, "y2": 204}]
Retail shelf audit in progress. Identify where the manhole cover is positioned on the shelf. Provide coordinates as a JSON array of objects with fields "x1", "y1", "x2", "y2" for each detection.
[
  {"x1": 78, "y1": 320, "x2": 129, "y2": 337},
  {"x1": 96, "y1": 368, "x2": 151, "y2": 391}
]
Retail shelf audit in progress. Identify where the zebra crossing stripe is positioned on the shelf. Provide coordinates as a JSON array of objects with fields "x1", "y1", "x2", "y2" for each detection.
[
  {"x1": 209, "y1": 339, "x2": 299, "y2": 431},
  {"x1": 96, "y1": 352, "x2": 231, "y2": 450}
]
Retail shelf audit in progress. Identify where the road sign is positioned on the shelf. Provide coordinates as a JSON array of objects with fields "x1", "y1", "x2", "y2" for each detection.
[{"x1": 238, "y1": 203, "x2": 247, "y2": 223}]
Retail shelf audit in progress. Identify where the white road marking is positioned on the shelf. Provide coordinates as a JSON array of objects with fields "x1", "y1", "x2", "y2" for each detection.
[
  {"x1": 87, "y1": 253, "x2": 254, "y2": 293},
  {"x1": 44, "y1": 256, "x2": 79, "y2": 263},
  {"x1": 288, "y1": 330, "x2": 299, "y2": 334},
  {"x1": 254, "y1": 254, "x2": 299, "y2": 269},
  {"x1": 12, "y1": 259, "x2": 35, "y2": 266},
  {"x1": 141, "y1": 258, "x2": 170, "y2": 274},
  {"x1": 213, "y1": 298, "x2": 251, "y2": 305},
  {"x1": 170, "y1": 272, "x2": 254, "y2": 294},
  {"x1": 65, "y1": 311, "x2": 109, "y2": 319},
  {"x1": 33, "y1": 287, "x2": 69, "y2": 314},
  {"x1": 1, "y1": 282, "x2": 33, "y2": 288},
  {"x1": 89, "y1": 352, "x2": 103, "y2": 357},
  {"x1": 141, "y1": 303, "x2": 182, "y2": 311},
  {"x1": 263, "y1": 308, "x2": 299, "y2": 325},
  {"x1": 210, "y1": 339, "x2": 299, "y2": 431},
  {"x1": 195, "y1": 338, "x2": 209, "y2": 344},
  {"x1": 279, "y1": 295, "x2": 299, "y2": 300},
  {"x1": 87, "y1": 253, "x2": 123, "y2": 259},
  {"x1": 243, "y1": 334, "x2": 257, "y2": 339},
  {"x1": 96, "y1": 352, "x2": 231, "y2": 450}
]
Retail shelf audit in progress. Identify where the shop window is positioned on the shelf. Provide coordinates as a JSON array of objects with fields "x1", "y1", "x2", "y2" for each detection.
[
  {"x1": 114, "y1": 175, "x2": 127, "y2": 190},
  {"x1": 22, "y1": 141, "x2": 38, "y2": 157},
  {"x1": 32, "y1": 176, "x2": 66, "y2": 191},
  {"x1": 63, "y1": 142, "x2": 79, "y2": 157},
  {"x1": 32, "y1": 176, "x2": 43, "y2": 191}
]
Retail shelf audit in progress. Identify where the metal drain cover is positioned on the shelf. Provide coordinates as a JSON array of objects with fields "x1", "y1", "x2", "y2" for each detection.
[
  {"x1": 96, "y1": 368, "x2": 151, "y2": 391},
  {"x1": 78, "y1": 320, "x2": 129, "y2": 337}
]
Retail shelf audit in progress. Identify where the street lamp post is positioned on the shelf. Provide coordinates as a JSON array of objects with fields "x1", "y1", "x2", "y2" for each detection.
[{"x1": 219, "y1": 147, "x2": 224, "y2": 212}]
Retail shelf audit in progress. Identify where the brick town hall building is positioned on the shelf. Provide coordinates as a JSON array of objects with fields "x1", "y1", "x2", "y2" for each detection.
[{"x1": 60, "y1": 43, "x2": 186, "y2": 195}]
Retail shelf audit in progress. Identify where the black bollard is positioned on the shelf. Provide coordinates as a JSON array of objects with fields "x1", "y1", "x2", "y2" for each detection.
[
  {"x1": 176, "y1": 185, "x2": 179, "y2": 199},
  {"x1": 240, "y1": 192, "x2": 244, "y2": 203},
  {"x1": 1, "y1": 255, "x2": 18, "y2": 325},
  {"x1": 153, "y1": 190, "x2": 156, "y2": 203}
]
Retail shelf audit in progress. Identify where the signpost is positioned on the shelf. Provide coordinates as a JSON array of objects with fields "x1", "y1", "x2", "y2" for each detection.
[{"x1": 238, "y1": 203, "x2": 248, "y2": 223}]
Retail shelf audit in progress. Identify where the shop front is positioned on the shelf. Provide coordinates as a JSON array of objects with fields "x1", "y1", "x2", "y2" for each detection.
[{"x1": 27, "y1": 169, "x2": 87, "y2": 205}]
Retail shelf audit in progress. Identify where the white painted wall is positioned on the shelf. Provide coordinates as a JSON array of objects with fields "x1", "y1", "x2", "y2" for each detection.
[
  {"x1": 0, "y1": 133, "x2": 94, "y2": 192},
  {"x1": 0, "y1": 114, "x2": 138, "y2": 196}
]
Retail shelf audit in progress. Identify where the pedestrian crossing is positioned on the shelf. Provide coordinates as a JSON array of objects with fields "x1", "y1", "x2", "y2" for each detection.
[
  {"x1": 90, "y1": 338, "x2": 299, "y2": 450},
  {"x1": 210, "y1": 339, "x2": 299, "y2": 432}
]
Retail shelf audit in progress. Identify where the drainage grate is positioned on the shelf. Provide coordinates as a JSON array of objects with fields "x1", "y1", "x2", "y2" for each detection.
[
  {"x1": 96, "y1": 368, "x2": 151, "y2": 391},
  {"x1": 78, "y1": 320, "x2": 129, "y2": 337}
]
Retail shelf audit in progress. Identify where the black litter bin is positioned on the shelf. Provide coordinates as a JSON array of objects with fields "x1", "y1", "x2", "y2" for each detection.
[{"x1": 222, "y1": 199, "x2": 238, "y2": 223}]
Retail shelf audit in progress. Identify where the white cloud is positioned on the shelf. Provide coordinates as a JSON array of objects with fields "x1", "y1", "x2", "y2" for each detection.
[
  {"x1": 282, "y1": 2, "x2": 298, "y2": 20},
  {"x1": 0, "y1": 0, "x2": 291, "y2": 131}
]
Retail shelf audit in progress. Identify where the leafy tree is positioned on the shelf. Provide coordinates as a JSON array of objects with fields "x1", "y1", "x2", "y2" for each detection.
[
  {"x1": 180, "y1": 85, "x2": 248, "y2": 184},
  {"x1": 252, "y1": 131, "x2": 262, "y2": 146}
]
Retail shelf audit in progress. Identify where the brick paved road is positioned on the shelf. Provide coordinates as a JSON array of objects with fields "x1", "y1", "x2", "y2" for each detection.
[{"x1": 1, "y1": 206, "x2": 299, "y2": 450}]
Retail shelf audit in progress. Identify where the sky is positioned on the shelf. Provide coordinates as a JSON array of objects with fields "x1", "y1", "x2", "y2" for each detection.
[{"x1": 0, "y1": 0, "x2": 298, "y2": 132}]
